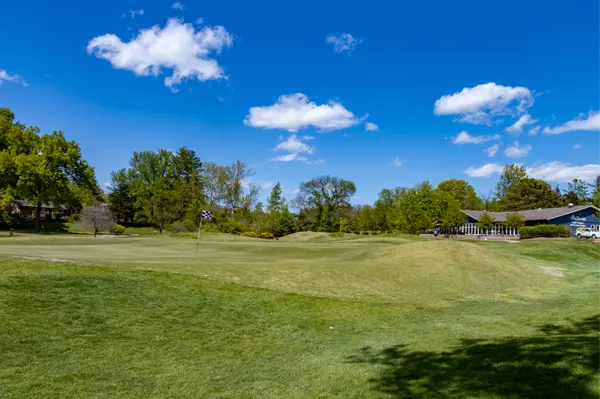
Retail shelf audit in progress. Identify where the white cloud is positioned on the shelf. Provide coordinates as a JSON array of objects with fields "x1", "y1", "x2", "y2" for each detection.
[
  {"x1": 195, "y1": 17, "x2": 204, "y2": 25},
  {"x1": 326, "y1": 33, "x2": 361, "y2": 53},
  {"x1": 465, "y1": 161, "x2": 600, "y2": 181},
  {"x1": 128, "y1": 9, "x2": 144, "y2": 18},
  {"x1": 244, "y1": 93, "x2": 360, "y2": 132},
  {"x1": 365, "y1": 122, "x2": 379, "y2": 131},
  {"x1": 486, "y1": 144, "x2": 499, "y2": 157},
  {"x1": 572, "y1": 143, "x2": 581, "y2": 150},
  {"x1": 0, "y1": 69, "x2": 28, "y2": 86},
  {"x1": 505, "y1": 113, "x2": 538, "y2": 135},
  {"x1": 504, "y1": 141, "x2": 532, "y2": 158},
  {"x1": 172, "y1": 2, "x2": 185, "y2": 10},
  {"x1": 528, "y1": 126, "x2": 541, "y2": 136},
  {"x1": 452, "y1": 131, "x2": 500, "y2": 144},
  {"x1": 542, "y1": 111, "x2": 600, "y2": 135},
  {"x1": 464, "y1": 163, "x2": 505, "y2": 178},
  {"x1": 259, "y1": 181, "x2": 275, "y2": 189},
  {"x1": 274, "y1": 134, "x2": 313, "y2": 154},
  {"x1": 527, "y1": 161, "x2": 600, "y2": 182},
  {"x1": 392, "y1": 157, "x2": 403, "y2": 167},
  {"x1": 87, "y1": 18, "x2": 233, "y2": 91},
  {"x1": 301, "y1": 135, "x2": 315, "y2": 141},
  {"x1": 434, "y1": 82, "x2": 533, "y2": 125},
  {"x1": 103, "y1": 181, "x2": 111, "y2": 187},
  {"x1": 272, "y1": 134, "x2": 322, "y2": 164},
  {"x1": 272, "y1": 152, "x2": 308, "y2": 162}
]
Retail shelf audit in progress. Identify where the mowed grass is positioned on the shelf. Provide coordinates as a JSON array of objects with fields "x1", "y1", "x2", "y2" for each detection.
[{"x1": 0, "y1": 234, "x2": 598, "y2": 398}]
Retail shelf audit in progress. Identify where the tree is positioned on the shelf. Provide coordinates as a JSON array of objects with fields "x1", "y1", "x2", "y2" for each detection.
[
  {"x1": 477, "y1": 212, "x2": 495, "y2": 232},
  {"x1": 172, "y1": 146, "x2": 203, "y2": 220},
  {"x1": 441, "y1": 198, "x2": 466, "y2": 234},
  {"x1": 294, "y1": 176, "x2": 356, "y2": 232},
  {"x1": 108, "y1": 169, "x2": 136, "y2": 224},
  {"x1": 0, "y1": 114, "x2": 98, "y2": 232},
  {"x1": 435, "y1": 179, "x2": 481, "y2": 209},
  {"x1": 495, "y1": 164, "x2": 527, "y2": 202},
  {"x1": 504, "y1": 178, "x2": 561, "y2": 210},
  {"x1": 505, "y1": 212, "x2": 525, "y2": 231},
  {"x1": 128, "y1": 149, "x2": 179, "y2": 233},
  {"x1": 203, "y1": 162, "x2": 228, "y2": 207},
  {"x1": 223, "y1": 161, "x2": 254, "y2": 213},
  {"x1": 80, "y1": 203, "x2": 115, "y2": 237},
  {"x1": 565, "y1": 178, "x2": 589, "y2": 205},
  {"x1": 267, "y1": 183, "x2": 285, "y2": 214}
]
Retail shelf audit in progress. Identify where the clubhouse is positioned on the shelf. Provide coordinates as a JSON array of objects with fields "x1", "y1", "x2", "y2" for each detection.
[{"x1": 456, "y1": 204, "x2": 600, "y2": 237}]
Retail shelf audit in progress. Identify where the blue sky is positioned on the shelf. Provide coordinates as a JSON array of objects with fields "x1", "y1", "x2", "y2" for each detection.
[{"x1": 1, "y1": 0, "x2": 598, "y2": 204}]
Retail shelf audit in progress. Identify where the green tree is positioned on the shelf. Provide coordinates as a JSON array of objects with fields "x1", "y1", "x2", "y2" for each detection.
[
  {"x1": 504, "y1": 178, "x2": 561, "y2": 210},
  {"x1": 505, "y1": 212, "x2": 525, "y2": 231},
  {"x1": 128, "y1": 149, "x2": 179, "y2": 234},
  {"x1": 0, "y1": 113, "x2": 98, "y2": 232},
  {"x1": 441, "y1": 197, "x2": 466, "y2": 234},
  {"x1": 267, "y1": 183, "x2": 285, "y2": 213},
  {"x1": 294, "y1": 176, "x2": 356, "y2": 232},
  {"x1": 278, "y1": 207, "x2": 298, "y2": 236},
  {"x1": 477, "y1": 212, "x2": 495, "y2": 232},
  {"x1": 590, "y1": 176, "x2": 600, "y2": 219},
  {"x1": 495, "y1": 164, "x2": 527, "y2": 203},
  {"x1": 172, "y1": 146, "x2": 203, "y2": 221},
  {"x1": 565, "y1": 178, "x2": 589, "y2": 205},
  {"x1": 108, "y1": 168, "x2": 136, "y2": 224},
  {"x1": 435, "y1": 179, "x2": 481, "y2": 209}
]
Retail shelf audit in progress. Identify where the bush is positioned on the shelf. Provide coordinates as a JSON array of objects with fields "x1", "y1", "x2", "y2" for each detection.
[
  {"x1": 218, "y1": 220, "x2": 246, "y2": 235},
  {"x1": 0, "y1": 211, "x2": 27, "y2": 229},
  {"x1": 520, "y1": 224, "x2": 568, "y2": 239},
  {"x1": 239, "y1": 231, "x2": 274, "y2": 239},
  {"x1": 70, "y1": 213, "x2": 80, "y2": 222},
  {"x1": 110, "y1": 224, "x2": 126, "y2": 235},
  {"x1": 167, "y1": 220, "x2": 197, "y2": 233},
  {"x1": 201, "y1": 223, "x2": 221, "y2": 233}
]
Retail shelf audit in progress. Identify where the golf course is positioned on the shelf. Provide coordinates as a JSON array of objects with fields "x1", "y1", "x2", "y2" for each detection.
[{"x1": 0, "y1": 233, "x2": 598, "y2": 398}]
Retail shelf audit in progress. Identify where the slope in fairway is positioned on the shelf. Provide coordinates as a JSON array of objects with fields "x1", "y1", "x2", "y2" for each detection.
[
  {"x1": 0, "y1": 237, "x2": 560, "y2": 304},
  {"x1": 0, "y1": 235, "x2": 598, "y2": 398}
]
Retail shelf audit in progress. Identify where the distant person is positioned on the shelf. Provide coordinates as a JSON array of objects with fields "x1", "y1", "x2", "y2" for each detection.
[{"x1": 434, "y1": 228, "x2": 439, "y2": 237}]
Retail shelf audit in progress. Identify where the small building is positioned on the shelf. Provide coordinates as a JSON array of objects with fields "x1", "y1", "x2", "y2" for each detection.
[
  {"x1": 459, "y1": 205, "x2": 600, "y2": 237},
  {"x1": 10, "y1": 200, "x2": 68, "y2": 219}
]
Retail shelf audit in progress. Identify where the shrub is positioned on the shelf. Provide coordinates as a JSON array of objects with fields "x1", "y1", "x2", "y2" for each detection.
[
  {"x1": 219, "y1": 220, "x2": 246, "y2": 235},
  {"x1": 0, "y1": 211, "x2": 27, "y2": 229},
  {"x1": 201, "y1": 223, "x2": 221, "y2": 233},
  {"x1": 520, "y1": 224, "x2": 568, "y2": 239},
  {"x1": 239, "y1": 231, "x2": 274, "y2": 239},
  {"x1": 167, "y1": 220, "x2": 197, "y2": 233},
  {"x1": 111, "y1": 224, "x2": 126, "y2": 235},
  {"x1": 70, "y1": 213, "x2": 80, "y2": 222}
]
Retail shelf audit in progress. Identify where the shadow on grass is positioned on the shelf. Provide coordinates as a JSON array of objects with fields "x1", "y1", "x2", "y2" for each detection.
[{"x1": 348, "y1": 315, "x2": 599, "y2": 398}]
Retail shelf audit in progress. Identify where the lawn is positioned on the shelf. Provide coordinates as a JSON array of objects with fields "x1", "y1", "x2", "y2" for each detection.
[{"x1": 0, "y1": 233, "x2": 598, "y2": 398}]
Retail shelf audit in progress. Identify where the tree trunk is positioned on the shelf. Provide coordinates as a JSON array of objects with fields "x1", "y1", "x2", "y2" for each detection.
[{"x1": 35, "y1": 201, "x2": 42, "y2": 233}]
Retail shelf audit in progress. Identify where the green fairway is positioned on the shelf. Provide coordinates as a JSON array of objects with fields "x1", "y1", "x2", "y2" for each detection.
[{"x1": 0, "y1": 234, "x2": 598, "y2": 398}]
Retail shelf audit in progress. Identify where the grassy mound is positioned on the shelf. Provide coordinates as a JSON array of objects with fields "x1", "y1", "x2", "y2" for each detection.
[
  {"x1": 373, "y1": 240, "x2": 555, "y2": 301},
  {"x1": 0, "y1": 236, "x2": 562, "y2": 305}
]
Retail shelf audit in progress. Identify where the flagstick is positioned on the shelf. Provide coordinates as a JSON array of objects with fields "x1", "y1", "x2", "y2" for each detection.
[{"x1": 196, "y1": 217, "x2": 203, "y2": 255}]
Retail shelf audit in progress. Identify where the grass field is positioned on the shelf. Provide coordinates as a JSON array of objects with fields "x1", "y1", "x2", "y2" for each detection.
[{"x1": 0, "y1": 232, "x2": 598, "y2": 398}]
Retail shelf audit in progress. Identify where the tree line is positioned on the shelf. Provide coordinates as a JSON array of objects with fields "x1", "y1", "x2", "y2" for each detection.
[{"x1": 1, "y1": 107, "x2": 599, "y2": 236}]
